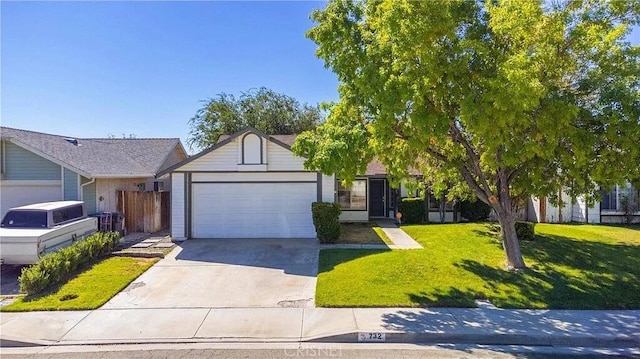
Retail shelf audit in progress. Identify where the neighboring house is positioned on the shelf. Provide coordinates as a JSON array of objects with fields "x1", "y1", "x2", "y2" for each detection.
[
  {"x1": 528, "y1": 183, "x2": 640, "y2": 224},
  {"x1": 159, "y1": 127, "x2": 455, "y2": 240},
  {"x1": 0, "y1": 127, "x2": 188, "y2": 220}
]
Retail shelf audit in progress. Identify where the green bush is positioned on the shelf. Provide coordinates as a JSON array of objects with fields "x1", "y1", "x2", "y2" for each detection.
[
  {"x1": 312, "y1": 202, "x2": 342, "y2": 244},
  {"x1": 19, "y1": 232, "x2": 121, "y2": 295},
  {"x1": 398, "y1": 198, "x2": 425, "y2": 224},
  {"x1": 460, "y1": 199, "x2": 492, "y2": 222},
  {"x1": 515, "y1": 221, "x2": 536, "y2": 241}
]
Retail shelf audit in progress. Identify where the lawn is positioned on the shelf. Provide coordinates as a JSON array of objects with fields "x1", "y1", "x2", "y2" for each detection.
[
  {"x1": 2, "y1": 256, "x2": 158, "y2": 311},
  {"x1": 316, "y1": 223, "x2": 640, "y2": 309},
  {"x1": 338, "y1": 222, "x2": 393, "y2": 245}
]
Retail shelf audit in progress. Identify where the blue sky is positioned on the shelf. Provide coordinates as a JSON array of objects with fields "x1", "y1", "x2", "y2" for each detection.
[{"x1": 2, "y1": 1, "x2": 639, "y2": 153}]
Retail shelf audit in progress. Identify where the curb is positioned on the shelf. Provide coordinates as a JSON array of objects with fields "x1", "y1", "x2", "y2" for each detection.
[
  {"x1": 2, "y1": 332, "x2": 638, "y2": 348},
  {"x1": 306, "y1": 332, "x2": 640, "y2": 348}
]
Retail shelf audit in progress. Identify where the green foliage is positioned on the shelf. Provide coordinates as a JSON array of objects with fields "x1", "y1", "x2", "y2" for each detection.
[
  {"x1": 317, "y1": 223, "x2": 640, "y2": 308},
  {"x1": 297, "y1": 0, "x2": 640, "y2": 267},
  {"x1": 19, "y1": 232, "x2": 121, "y2": 295},
  {"x1": 312, "y1": 202, "x2": 342, "y2": 243},
  {"x1": 460, "y1": 199, "x2": 492, "y2": 222},
  {"x1": 188, "y1": 87, "x2": 322, "y2": 150},
  {"x1": 4, "y1": 257, "x2": 157, "y2": 312},
  {"x1": 515, "y1": 222, "x2": 536, "y2": 241},
  {"x1": 398, "y1": 198, "x2": 425, "y2": 224}
]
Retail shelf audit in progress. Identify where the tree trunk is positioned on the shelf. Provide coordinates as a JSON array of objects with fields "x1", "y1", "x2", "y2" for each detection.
[{"x1": 495, "y1": 209, "x2": 526, "y2": 270}]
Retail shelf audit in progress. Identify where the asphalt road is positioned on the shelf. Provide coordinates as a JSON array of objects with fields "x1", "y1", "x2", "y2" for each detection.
[{"x1": 2, "y1": 343, "x2": 638, "y2": 359}]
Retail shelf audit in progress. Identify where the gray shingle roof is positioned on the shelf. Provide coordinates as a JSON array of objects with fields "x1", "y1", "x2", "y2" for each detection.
[{"x1": 1, "y1": 127, "x2": 183, "y2": 178}]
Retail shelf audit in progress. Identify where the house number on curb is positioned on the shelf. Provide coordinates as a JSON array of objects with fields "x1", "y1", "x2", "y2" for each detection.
[{"x1": 358, "y1": 332, "x2": 386, "y2": 342}]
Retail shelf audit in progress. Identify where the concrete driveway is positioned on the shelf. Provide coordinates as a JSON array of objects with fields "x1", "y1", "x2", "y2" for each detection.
[{"x1": 102, "y1": 238, "x2": 319, "y2": 309}]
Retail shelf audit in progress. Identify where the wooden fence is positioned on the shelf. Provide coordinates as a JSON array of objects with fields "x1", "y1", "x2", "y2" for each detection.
[{"x1": 117, "y1": 191, "x2": 170, "y2": 233}]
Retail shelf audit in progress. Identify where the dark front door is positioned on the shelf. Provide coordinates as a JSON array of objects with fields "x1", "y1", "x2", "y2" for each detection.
[{"x1": 369, "y1": 179, "x2": 386, "y2": 217}]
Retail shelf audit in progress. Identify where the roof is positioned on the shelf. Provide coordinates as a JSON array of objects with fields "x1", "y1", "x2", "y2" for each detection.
[
  {"x1": 10, "y1": 201, "x2": 84, "y2": 211},
  {"x1": 1, "y1": 127, "x2": 185, "y2": 178}
]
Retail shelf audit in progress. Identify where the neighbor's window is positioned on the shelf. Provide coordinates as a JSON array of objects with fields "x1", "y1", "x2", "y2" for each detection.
[
  {"x1": 427, "y1": 191, "x2": 454, "y2": 211},
  {"x1": 601, "y1": 187, "x2": 618, "y2": 211},
  {"x1": 336, "y1": 180, "x2": 367, "y2": 210}
]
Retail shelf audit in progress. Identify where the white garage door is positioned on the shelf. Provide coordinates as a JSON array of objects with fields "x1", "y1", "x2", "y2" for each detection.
[
  {"x1": 0, "y1": 183, "x2": 62, "y2": 219},
  {"x1": 192, "y1": 182, "x2": 317, "y2": 238}
]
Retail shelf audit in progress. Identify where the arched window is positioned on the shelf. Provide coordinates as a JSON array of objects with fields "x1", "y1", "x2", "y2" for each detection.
[{"x1": 242, "y1": 133, "x2": 262, "y2": 164}]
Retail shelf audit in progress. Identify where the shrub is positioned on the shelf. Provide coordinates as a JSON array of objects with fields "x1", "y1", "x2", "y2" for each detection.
[
  {"x1": 398, "y1": 198, "x2": 425, "y2": 224},
  {"x1": 312, "y1": 202, "x2": 342, "y2": 244},
  {"x1": 460, "y1": 199, "x2": 492, "y2": 222},
  {"x1": 515, "y1": 221, "x2": 535, "y2": 241},
  {"x1": 19, "y1": 232, "x2": 121, "y2": 295}
]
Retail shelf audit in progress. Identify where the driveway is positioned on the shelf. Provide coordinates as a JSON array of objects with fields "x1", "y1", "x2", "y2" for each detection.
[{"x1": 102, "y1": 238, "x2": 319, "y2": 309}]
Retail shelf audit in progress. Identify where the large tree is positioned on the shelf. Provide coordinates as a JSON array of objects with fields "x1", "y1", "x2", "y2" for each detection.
[
  {"x1": 188, "y1": 87, "x2": 322, "y2": 150},
  {"x1": 293, "y1": 0, "x2": 640, "y2": 269}
]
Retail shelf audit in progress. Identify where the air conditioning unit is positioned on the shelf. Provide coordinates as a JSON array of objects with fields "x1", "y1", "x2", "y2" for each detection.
[{"x1": 153, "y1": 181, "x2": 165, "y2": 192}]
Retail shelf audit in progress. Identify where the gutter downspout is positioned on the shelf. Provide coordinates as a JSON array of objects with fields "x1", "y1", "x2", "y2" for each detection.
[{"x1": 80, "y1": 178, "x2": 96, "y2": 207}]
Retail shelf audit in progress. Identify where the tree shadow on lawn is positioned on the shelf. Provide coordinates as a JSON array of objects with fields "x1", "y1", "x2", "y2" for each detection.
[
  {"x1": 453, "y1": 233, "x2": 640, "y2": 309},
  {"x1": 317, "y1": 248, "x2": 391, "y2": 273}
]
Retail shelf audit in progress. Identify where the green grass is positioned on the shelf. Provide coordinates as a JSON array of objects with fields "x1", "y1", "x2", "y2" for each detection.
[
  {"x1": 338, "y1": 223, "x2": 393, "y2": 245},
  {"x1": 2, "y1": 256, "x2": 158, "y2": 311},
  {"x1": 316, "y1": 223, "x2": 640, "y2": 309}
]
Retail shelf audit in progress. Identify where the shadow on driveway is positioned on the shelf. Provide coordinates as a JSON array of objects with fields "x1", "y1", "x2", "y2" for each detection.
[{"x1": 172, "y1": 238, "x2": 319, "y2": 277}]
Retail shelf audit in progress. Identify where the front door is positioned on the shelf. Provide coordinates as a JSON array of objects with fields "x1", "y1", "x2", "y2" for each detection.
[{"x1": 369, "y1": 179, "x2": 386, "y2": 217}]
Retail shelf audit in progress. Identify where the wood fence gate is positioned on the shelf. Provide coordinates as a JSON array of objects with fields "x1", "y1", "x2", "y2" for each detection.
[{"x1": 117, "y1": 191, "x2": 170, "y2": 233}]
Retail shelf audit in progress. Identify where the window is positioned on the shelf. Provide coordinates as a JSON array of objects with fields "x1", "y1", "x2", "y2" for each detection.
[
  {"x1": 602, "y1": 184, "x2": 640, "y2": 212},
  {"x1": 52, "y1": 204, "x2": 85, "y2": 225},
  {"x1": 1, "y1": 210, "x2": 47, "y2": 228},
  {"x1": 336, "y1": 180, "x2": 367, "y2": 210},
  {"x1": 601, "y1": 187, "x2": 617, "y2": 211},
  {"x1": 427, "y1": 191, "x2": 453, "y2": 211}
]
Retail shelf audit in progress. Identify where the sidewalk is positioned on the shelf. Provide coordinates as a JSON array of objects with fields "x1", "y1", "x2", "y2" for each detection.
[{"x1": 2, "y1": 306, "x2": 638, "y2": 348}]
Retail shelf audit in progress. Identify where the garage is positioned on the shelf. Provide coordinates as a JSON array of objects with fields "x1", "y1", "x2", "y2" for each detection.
[
  {"x1": 191, "y1": 182, "x2": 317, "y2": 238},
  {"x1": 161, "y1": 128, "x2": 335, "y2": 240},
  {"x1": 0, "y1": 182, "x2": 62, "y2": 219}
]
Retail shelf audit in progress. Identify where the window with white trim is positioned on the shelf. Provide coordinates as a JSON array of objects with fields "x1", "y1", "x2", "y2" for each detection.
[{"x1": 336, "y1": 180, "x2": 367, "y2": 210}]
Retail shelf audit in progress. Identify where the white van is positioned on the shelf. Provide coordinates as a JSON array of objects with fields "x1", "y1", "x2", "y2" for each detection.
[{"x1": 0, "y1": 201, "x2": 97, "y2": 265}]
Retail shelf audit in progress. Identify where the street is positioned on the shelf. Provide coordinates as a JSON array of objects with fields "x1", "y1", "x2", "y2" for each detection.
[{"x1": 2, "y1": 343, "x2": 638, "y2": 359}]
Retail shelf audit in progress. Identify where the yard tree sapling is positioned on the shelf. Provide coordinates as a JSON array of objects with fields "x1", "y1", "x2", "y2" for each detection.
[{"x1": 292, "y1": 0, "x2": 640, "y2": 269}]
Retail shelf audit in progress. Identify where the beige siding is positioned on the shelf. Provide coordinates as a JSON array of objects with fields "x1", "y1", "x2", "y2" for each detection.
[
  {"x1": 171, "y1": 173, "x2": 186, "y2": 240},
  {"x1": 159, "y1": 145, "x2": 188, "y2": 172},
  {"x1": 95, "y1": 178, "x2": 150, "y2": 212},
  {"x1": 339, "y1": 211, "x2": 369, "y2": 222},
  {"x1": 267, "y1": 142, "x2": 306, "y2": 171},
  {"x1": 180, "y1": 141, "x2": 238, "y2": 171},
  {"x1": 192, "y1": 172, "x2": 315, "y2": 182},
  {"x1": 322, "y1": 175, "x2": 335, "y2": 202}
]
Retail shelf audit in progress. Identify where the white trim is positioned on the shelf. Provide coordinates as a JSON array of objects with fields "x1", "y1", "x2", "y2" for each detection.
[
  {"x1": 0, "y1": 180, "x2": 61, "y2": 186},
  {"x1": 61, "y1": 167, "x2": 65, "y2": 198},
  {"x1": 77, "y1": 173, "x2": 81, "y2": 200},
  {"x1": 80, "y1": 177, "x2": 95, "y2": 201}
]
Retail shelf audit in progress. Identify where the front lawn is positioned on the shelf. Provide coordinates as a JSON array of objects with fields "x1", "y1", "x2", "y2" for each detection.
[
  {"x1": 338, "y1": 222, "x2": 393, "y2": 245},
  {"x1": 316, "y1": 223, "x2": 640, "y2": 309},
  {"x1": 2, "y1": 256, "x2": 158, "y2": 311}
]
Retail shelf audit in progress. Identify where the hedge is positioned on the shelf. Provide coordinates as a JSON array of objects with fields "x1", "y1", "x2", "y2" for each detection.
[
  {"x1": 19, "y1": 232, "x2": 121, "y2": 295},
  {"x1": 460, "y1": 199, "x2": 492, "y2": 222},
  {"x1": 515, "y1": 221, "x2": 536, "y2": 241},
  {"x1": 311, "y1": 202, "x2": 342, "y2": 244},
  {"x1": 398, "y1": 198, "x2": 425, "y2": 224}
]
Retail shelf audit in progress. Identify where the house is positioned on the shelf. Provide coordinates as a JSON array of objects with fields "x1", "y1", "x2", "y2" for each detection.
[
  {"x1": 0, "y1": 127, "x2": 188, "y2": 224},
  {"x1": 527, "y1": 183, "x2": 640, "y2": 224},
  {"x1": 159, "y1": 127, "x2": 456, "y2": 240}
]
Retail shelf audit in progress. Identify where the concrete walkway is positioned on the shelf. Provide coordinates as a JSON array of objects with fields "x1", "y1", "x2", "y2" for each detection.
[
  {"x1": 376, "y1": 220, "x2": 423, "y2": 249},
  {"x1": 1, "y1": 307, "x2": 638, "y2": 348}
]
